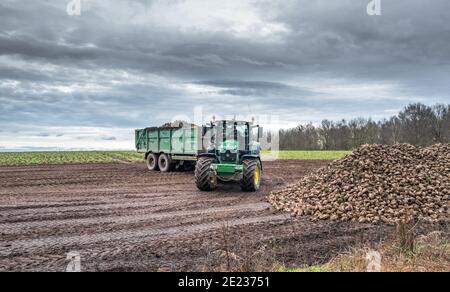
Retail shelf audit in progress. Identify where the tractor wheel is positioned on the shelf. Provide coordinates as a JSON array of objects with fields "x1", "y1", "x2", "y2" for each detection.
[
  {"x1": 195, "y1": 157, "x2": 217, "y2": 191},
  {"x1": 240, "y1": 159, "x2": 262, "y2": 192},
  {"x1": 146, "y1": 153, "x2": 159, "y2": 171},
  {"x1": 158, "y1": 154, "x2": 174, "y2": 172}
]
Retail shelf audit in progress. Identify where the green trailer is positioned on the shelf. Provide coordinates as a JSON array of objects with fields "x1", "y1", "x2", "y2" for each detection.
[{"x1": 135, "y1": 124, "x2": 205, "y2": 172}]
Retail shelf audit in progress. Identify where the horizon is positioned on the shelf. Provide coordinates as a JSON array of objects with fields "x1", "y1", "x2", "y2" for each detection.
[{"x1": 1, "y1": 101, "x2": 448, "y2": 152}]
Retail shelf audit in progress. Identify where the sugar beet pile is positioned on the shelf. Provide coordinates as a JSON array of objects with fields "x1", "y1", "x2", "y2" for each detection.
[{"x1": 269, "y1": 144, "x2": 450, "y2": 224}]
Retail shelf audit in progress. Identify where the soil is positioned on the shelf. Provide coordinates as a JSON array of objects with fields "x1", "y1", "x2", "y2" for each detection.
[{"x1": 0, "y1": 161, "x2": 395, "y2": 271}]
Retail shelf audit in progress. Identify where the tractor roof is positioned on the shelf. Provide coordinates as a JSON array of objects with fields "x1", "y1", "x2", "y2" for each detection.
[{"x1": 214, "y1": 120, "x2": 251, "y2": 124}]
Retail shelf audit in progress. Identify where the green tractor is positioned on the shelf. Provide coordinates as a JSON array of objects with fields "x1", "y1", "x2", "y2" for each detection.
[{"x1": 195, "y1": 120, "x2": 263, "y2": 192}]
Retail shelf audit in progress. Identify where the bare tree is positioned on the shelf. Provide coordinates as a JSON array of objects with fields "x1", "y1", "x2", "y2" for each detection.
[
  {"x1": 380, "y1": 116, "x2": 402, "y2": 145},
  {"x1": 398, "y1": 103, "x2": 436, "y2": 146},
  {"x1": 349, "y1": 118, "x2": 381, "y2": 148},
  {"x1": 432, "y1": 104, "x2": 450, "y2": 143},
  {"x1": 278, "y1": 103, "x2": 448, "y2": 150}
]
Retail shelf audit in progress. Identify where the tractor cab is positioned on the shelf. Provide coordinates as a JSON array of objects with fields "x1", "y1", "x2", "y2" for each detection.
[
  {"x1": 196, "y1": 120, "x2": 263, "y2": 192},
  {"x1": 207, "y1": 120, "x2": 261, "y2": 163}
]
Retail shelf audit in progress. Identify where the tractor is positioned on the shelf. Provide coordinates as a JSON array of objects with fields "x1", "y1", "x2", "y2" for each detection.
[{"x1": 195, "y1": 120, "x2": 263, "y2": 192}]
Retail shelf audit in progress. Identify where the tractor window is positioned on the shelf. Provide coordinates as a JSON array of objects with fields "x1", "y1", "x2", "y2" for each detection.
[
  {"x1": 251, "y1": 126, "x2": 259, "y2": 141},
  {"x1": 220, "y1": 123, "x2": 247, "y2": 151},
  {"x1": 224, "y1": 124, "x2": 235, "y2": 141},
  {"x1": 236, "y1": 124, "x2": 247, "y2": 151},
  {"x1": 223, "y1": 124, "x2": 242, "y2": 139}
]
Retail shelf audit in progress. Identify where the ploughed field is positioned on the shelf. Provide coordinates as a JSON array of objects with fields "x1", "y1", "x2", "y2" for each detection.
[{"x1": 0, "y1": 160, "x2": 393, "y2": 272}]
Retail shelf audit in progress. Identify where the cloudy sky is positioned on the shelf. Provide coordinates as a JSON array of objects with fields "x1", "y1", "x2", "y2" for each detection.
[{"x1": 1, "y1": 0, "x2": 449, "y2": 150}]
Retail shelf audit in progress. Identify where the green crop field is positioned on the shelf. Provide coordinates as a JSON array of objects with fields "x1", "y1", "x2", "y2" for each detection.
[
  {"x1": 0, "y1": 150, "x2": 351, "y2": 166},
  {"x1": 0, "y1": 151, "x2": 144, "y2": 166},
  {"x1": 262, "y1": 150, "x2": 351, "y2": 161}
]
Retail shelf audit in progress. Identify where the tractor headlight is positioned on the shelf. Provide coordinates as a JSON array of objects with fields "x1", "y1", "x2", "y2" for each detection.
[{"x1": 220, "y1": 148, "x2": 237, "y2": 154}]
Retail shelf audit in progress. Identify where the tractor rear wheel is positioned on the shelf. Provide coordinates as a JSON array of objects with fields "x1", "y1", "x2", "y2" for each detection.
[
  {"x1": 158, "y1": 154, "x2": 174, "y2": 172},
  {"x1": 195, "y1": 157, "x2": 217, "y2": 191},
  {"x1": 240, "y1": 159, "x2": 262, "y2": 192},
  {"x1": 146, "y1": 153, "x2": 159, "y2": 171}
]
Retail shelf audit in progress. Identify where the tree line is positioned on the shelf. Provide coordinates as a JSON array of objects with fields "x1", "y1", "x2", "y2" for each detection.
[{"x1": 278, "y1": 103, "x2": 450, "y2": 150}]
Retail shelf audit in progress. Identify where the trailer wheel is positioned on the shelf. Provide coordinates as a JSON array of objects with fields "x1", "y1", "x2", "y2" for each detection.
[
  {"x1": 195, "y1": 157, "x2": 217, "y2": 191},
  {"x1": 158, "y1": 154, "x2": 173, "y2": 172},
  {"x1": 240, "y1": 159, "x2": 262, "y2": 192},
  {"x1": 146, "y1": 153, "x2": 159, "y2": 171}
]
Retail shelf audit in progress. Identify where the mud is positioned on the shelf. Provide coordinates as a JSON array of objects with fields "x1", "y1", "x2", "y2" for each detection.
[{"x1": 0, "y1": 161, "x2": 393, "y2": 271}]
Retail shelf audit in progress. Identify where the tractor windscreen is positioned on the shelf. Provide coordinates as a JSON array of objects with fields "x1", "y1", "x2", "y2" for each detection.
[{"x1": 218, "y1": 122, "x2": 247, "y2": 151}]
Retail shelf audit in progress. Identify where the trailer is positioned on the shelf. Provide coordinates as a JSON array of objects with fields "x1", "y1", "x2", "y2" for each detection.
[{"x1": 135, "y1": 124, "x2": 205, "y2": 172}]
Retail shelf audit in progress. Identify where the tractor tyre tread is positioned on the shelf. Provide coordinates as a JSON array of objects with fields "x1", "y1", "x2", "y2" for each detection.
[
  {"x1": 240, "y1": 159, "x2": 261, "y2": 192},
  {"x1": 195, "y1": 157, "x2": 216, "y2": 191}
]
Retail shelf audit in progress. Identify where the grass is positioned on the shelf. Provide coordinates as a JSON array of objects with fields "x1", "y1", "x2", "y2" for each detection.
[
  {"x1": 262, "y1": 150, "x2": 351, "y2": 161},
  {"x1": 276, "y1": 230, "x2": 449, "y2": 273},
  {"x1": 326, "y1": 231, "x2": 449, "y2": 272},
  {"x1": 276, "y1": 265, "x2": 329, "y2": 272},
  {"x1": 0, "y1": 151, "x2": 144, "y2": 166},
  {"x1": 0, "y1": 150, "x2": 350, "y2": 166}
]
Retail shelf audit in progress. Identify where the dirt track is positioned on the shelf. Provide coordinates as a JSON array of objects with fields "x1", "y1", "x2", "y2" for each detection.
[{"x1": 0, "y1": 161, "x2": 393, "y2": 271}]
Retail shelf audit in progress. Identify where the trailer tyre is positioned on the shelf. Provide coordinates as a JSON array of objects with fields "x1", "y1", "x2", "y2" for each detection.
[
  {"x1": 146, "y1": 153, "x2": 159, "y2": 171},
  {"x1": 195, "y1": 157, "x2": 217, "y2": 191},
  {"x1": 240, "y1": 159, "x2": 262, "y2": 192},
  {"x1": 158, "y1": 154, "x2": 173, "y2": 172}
]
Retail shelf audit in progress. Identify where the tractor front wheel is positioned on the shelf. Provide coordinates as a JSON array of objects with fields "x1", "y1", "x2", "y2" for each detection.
[
  {"x1": 240, "y1": 159, "x2": 262, "y2": 192},
  {"x1": 195, "y1": 157, "x2": 217, "y2": 191}
]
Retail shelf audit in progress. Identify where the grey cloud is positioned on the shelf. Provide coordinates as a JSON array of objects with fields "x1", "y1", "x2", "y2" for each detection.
[
  {"x1": 193, "y1": 81, "x2": 291, "y2": 89},
  {"x1": 191, "y1": 80, "x2": 318, "y2": 97},
  {"x1": 0, "y1": 0, "x2": 449, "y2": 150}
]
